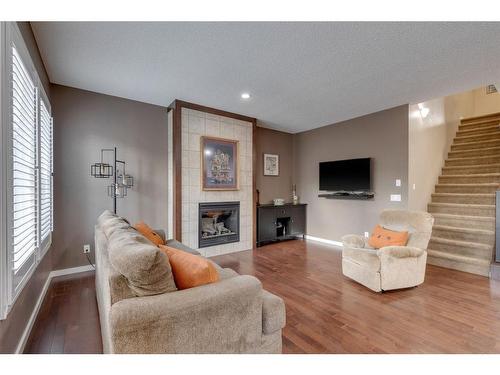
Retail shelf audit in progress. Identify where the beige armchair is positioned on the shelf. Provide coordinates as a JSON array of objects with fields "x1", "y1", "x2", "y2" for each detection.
[{"x1": 341, "y1": 210, "x2": 434, "y2": 292}]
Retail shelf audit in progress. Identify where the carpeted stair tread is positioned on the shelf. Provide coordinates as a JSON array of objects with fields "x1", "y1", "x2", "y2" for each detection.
[
  {"x1": 450, "y1": 138, "x2": 500, "y2": 151},
  {"x1": 429, "y1": 202, "x2": 495, "y2": 208},
  {"x1": 431, "y1": 212, "x2": 495, "y2": 223},
  {"x1": 453, "y1": 132, "x2": 500, "y2": 145},
  {"x1": 440, "y1": 173, "x2": 500, "y2": 177},
  {"x1": 448, "y1": 146, "x2": 500, "y2": 157},
  {"x1": 448, "y1": 146, "x2": 500, "y2": 158},
  {"x1": 432, "y1": 224, "x2": 494, "y2": 236},
  {"x1": 438, "y1": 173, "x2": 500, "y2": 184},
  {"x1": 427, "y1": 249, "x2": 491, "y2": 266},
  {"x1": 435, "y1": 183, "x2": 499, "y2": 187},
  {"x1": 431, "y1": 225, "x2": 494, "y2": 245},
  {"x1": 442, "y1": 164, "x2": 500, "y2": 175},
  {"x1": 456, "y1": 124, "x2": 500, "y2": 136},
  {"x1": 445, "y1": 154, "x2": 500, "y2": 166},
  {"x1": 460, "y1": 111, "x2": 500, "y2": 124},
  {"x1": 428, "y1": 202, "x2": 495, "y2": 217},
  {"x1": 428, "y1": 237, "x2": 493, "y2": 260},
  {"x1": 427, "y1": 250, "x2": 491, "y2": 276},
  {"x1": 431, "y1": 213, "x2": 495, "y2": 230},
  {"x1": 429, "y1": 236, "x2": 492, "y2": 250},
  {"x1": 434, "y1": 183, "x2": 499, "y2": 194},
  {"x1": 459, "y1": 120, "x2": 500, "y2": 131},
  {"x1": 431, "y1": 192, "x2": 495, "y2": 205},
  {"x1": 432, "y1": 192, "x2": 494, "y2": 198}
]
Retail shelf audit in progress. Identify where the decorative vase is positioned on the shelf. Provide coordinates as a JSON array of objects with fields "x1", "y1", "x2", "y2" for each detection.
[{"x1": 292, "y1": 184, "x2": 299, "y2": 205}]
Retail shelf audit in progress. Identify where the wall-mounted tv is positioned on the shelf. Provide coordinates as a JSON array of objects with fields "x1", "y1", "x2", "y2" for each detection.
[{"x1": 319, "y1": 158, "x2": 371, "y2": 192}]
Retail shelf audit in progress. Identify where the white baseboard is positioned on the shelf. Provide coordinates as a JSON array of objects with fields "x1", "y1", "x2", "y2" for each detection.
[
  {"x1": 15, "y1": 264, "x2": 95, "y2": 354},
  {"x1": 50, "y1": 264, "x2": 94, "y2": 278},
  {"x1": 14, "y1": 274, "x2": 52, "y2": 354},
  {"x1": 304, "y1": 235, "x2": 343, "y2": 249}
]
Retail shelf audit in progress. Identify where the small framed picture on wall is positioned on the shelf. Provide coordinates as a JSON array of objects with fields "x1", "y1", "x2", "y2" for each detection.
[{"x1": 263, "y1": 153, "x2": 279, "y2": 176}]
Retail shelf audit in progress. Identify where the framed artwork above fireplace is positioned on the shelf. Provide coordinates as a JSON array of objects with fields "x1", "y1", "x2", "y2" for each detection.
[{"x1": 201, "y1": 136, "x2": 239, "y2": 190}]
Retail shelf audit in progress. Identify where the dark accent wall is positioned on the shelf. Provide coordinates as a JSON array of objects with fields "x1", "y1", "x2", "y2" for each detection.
[
  {"x1": 255, "y1": 126, "x2": 294, "y2": 205},
  {"x1": 0, "y1": 22, "x2": 53, "y2": 354},
  {"x1": 50, "y1": 84, "x2": 168, "y2": 270},
  {"x1": 293, "y1": 105, "x2": 409, "y2": 241}
]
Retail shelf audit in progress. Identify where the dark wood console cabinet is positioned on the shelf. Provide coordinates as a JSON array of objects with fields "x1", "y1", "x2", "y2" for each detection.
[{"x1": 256, "y1": 203, "x2": 307, "y2": 247}]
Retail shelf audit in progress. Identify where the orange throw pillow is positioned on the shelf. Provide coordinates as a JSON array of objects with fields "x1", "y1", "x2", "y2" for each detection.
[
  {"x1": 134, "y1": 221, "x2": 165, "y2": 246},
  {"x1": 159, "y1": 245, "x2": 219, "y2": 290},
  {"x1": 368, "y1": 225, "x2": 409, "y2": 249}
]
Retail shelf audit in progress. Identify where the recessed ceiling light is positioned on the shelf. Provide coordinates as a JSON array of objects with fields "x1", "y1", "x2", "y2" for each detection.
[{"x1": 241, "y1": 93, "x2": 251, "y2": 100}]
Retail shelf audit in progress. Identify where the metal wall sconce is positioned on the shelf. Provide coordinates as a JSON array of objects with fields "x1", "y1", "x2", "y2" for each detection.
[
  {"x1": 108, "y1": 182, "x2": 127, "y2": 198},
  {"x1": 91, "y1": 147, "x2": 133, "y2": 214},
  {"x1": 91, "y1": 149, "x2": 114, "y2": 178},
  {"x1": 117, "y1": 161, "x2": 134, "y2": 188}
]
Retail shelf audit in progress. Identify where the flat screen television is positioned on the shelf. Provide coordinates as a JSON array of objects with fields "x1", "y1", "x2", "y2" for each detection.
[{"x1": 319, "y1": 158, "x2": 371, "y2": 192}]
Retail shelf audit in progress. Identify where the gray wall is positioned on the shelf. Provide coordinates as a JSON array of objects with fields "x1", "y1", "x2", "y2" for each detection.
[
  {"x1": 255, "y1": 126, "x2": 294, "y2": 204},
  {"x1": 51, "y1": 84, "x2": 168, "y2": 269},
  {"x1": 294, "y1": 105, "x2": 409, "y2": 242},
  {"x1": 0, "y1": 22, "x2": 53, "y2": 354},
  {"x1": 17, "y1": 22, "x2": 50, "y2": 97}
]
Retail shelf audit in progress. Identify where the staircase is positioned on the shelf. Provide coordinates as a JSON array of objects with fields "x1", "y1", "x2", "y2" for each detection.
[{"x1": 427, "y1": 112, "x2": 500, "y2": 277}]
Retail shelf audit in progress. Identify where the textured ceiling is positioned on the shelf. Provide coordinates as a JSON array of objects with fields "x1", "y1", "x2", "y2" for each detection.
[{"x1": 31, "y1": 22, "x2": 500, "y2": 133}]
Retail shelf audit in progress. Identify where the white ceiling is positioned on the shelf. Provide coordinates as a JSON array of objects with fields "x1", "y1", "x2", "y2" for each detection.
[{"x1": 31, "y1": 22, "x2": 500, "y2": 133}]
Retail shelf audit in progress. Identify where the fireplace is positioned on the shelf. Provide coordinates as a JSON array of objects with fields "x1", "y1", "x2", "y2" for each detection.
[{"x1": 199, "y1": 202, "x2": 240, "y2": 248}]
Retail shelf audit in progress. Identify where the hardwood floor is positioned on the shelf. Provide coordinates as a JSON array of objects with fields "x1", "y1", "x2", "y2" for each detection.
[
  {"x1": 24, "y1": 271, "x2": 102, "y2": 354},
  {"x1": 25, "y1": 240, "x2": 500, "y2": 353}
]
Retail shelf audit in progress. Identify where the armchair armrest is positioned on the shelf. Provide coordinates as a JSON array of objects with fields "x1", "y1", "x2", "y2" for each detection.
[
  {"x1": 377, "y1": 246, "x2": 425, "y2": 258},
  {"x1": 110, "y1": 275, "x2": 263, "y2": 353},
  {"x1": 341, "y1": 234, "x2": 366, "y2": 248}
]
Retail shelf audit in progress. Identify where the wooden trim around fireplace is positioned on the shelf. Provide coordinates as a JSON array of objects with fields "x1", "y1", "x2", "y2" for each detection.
[
  {"x1": 167, "y1": 101, "x2": 183, "y2": 240},
  {"x1": 168, "y1": 100, "x2": 258, "y2": 245}
]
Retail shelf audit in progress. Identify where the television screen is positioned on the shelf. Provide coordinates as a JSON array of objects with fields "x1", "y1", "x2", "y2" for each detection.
[{"x1": 319, "y1": 158, "x2": 371, "y2": 192}]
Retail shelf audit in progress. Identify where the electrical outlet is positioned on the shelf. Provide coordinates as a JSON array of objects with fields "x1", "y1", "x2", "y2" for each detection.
[
  {"x1": 395, "y1": 179, "x2": 401, "y2": 187},
  {"x1": 364, "y1": 232, "x2": 369, "y2": 238},
  {"x1": 83, "y1": 244, "x2": 91, "y2": 254},
  {"x1": 390, "y1": 194, "x2": 402, "y2": 202}
]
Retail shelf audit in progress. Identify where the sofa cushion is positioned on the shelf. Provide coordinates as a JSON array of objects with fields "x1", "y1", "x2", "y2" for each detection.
[
  {"x1": 98, "y1": 210, "x2": 131, "y2": 239},
  {"x1": 159, "y1": 245, "x2": 219, "y2": 290},
  {"x1": 134, "y1": 221, "x2": 165, "y2": 246},
  {"x1": 165, "y1": 239, "x2": 201, "y2": 256},
  {"x1": 108, "y1": 227, "x2": 177, "y2": 296},
  {"x1": 368, "y1": 224, "x2": 409, "y2": 249},
  {"x1": 97, "y1": 210, "x2": 117, "y2": 228},
  {"x1": 218, "y1": 267, "x2": 239, "y2": 280}
]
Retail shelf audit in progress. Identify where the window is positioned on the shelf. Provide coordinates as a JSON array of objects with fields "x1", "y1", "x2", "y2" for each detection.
[
  {"x1": 10, "y1": 41, "x2": 38, "y2": 294},
  {"x1": 39, "y1": 95, "x2": 53, "y2": 252},
  {"x1": 0, "y1": 22, "x2": 54, "y2": 319}
]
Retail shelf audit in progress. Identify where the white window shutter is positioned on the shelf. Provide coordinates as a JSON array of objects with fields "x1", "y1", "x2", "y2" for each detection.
[
  {"x1": 39, "y1": 99, "x2": 53, "y2": 253},
  {"x1": 10, "y1": 43, "x2": 38, "y2": 297}
]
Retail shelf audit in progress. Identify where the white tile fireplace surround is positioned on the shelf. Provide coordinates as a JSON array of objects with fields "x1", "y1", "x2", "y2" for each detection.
[{"x1": 180, "y1": 107, "x2": 253, "y2": 257}]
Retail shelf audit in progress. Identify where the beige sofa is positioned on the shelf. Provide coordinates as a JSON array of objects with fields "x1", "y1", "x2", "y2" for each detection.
[
  {"x1": 95, "y1": 211, "x2": 286, "y2": 353},
  {"x1": 341, "y1": 210, "x2": 434, "y2": 292}
]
